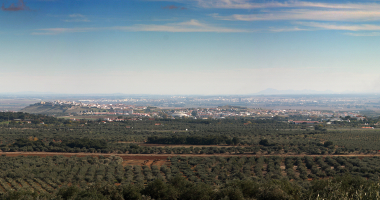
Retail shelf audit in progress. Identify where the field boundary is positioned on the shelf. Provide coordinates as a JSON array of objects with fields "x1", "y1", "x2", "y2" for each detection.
[{"x1": 2, "y1": 152, "x2": 380, "y2": 160}]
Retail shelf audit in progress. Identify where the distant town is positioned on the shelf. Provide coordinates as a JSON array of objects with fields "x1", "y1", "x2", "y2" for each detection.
[
  {"x1": 16, "y1": 99, "x2": 369, "y2": 124},
  {"x1": 0, "y1": 94, "x2": 379, "y2": 123}
]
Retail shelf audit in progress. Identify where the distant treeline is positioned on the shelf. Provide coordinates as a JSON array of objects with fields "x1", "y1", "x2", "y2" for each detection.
[
  {"x1": 53, "y1": 138, "x2": 108, "y2": 150},
  {"x1": 9, "y1": 138, "x2": 108, "y2": 152},
  {"x1": 0, "y1": 112, "x2": 64, "y2": 124},
  {"x1": 147, "y1": 135, "x2": 240, "y2": 145}
]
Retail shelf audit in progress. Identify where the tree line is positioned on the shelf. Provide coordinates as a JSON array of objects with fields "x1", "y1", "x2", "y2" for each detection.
[
  {"x1": 1, "y1": 174, "x2": 380, "y2": 200},
  {"x1": 146, "y1": 135, "x2": 240, "y2": 145}
]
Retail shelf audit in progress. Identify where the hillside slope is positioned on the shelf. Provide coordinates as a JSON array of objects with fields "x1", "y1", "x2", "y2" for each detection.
[{"x1": 21, "y1": 103, "x2": 86, "y2": 115}]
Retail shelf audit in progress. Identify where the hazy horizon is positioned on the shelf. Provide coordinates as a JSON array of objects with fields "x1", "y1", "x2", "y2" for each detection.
[{"x1": 1, "y1": 88, "x2": 379, "y2": 96}]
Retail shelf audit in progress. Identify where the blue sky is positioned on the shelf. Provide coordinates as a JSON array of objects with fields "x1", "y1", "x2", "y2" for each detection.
[{"x1": 1, "y1": 0, "x2": 380, "y2": 94}]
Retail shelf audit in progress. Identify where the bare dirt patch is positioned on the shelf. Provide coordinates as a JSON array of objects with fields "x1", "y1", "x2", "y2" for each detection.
[
  {"x1": 122, "y1": 160, "x2": 143, "y2": 166},
  {"x1": 6, "y1": 182, "x2": 12, "y2": 190},
  {"x1": 152, "y1": 160, "x2": 167, "y2": 167},
  {"x1": 0, "y1": 184, "x2": 4, "y2": 193},
  {"x1": 144, "y1": 160, "x2": 154, "y2": 166},
  {"x1": 1, "y1": 151, "x2": 380, "y2": 165},
  {"x1": 280, "y1": 165, "x2": 287, "y2": 177},
  {"x1": 137, "y1": 143, "x2": 241, "y2": 148}
]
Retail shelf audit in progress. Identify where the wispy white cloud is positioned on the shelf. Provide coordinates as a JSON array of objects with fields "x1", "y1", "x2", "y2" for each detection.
[
  {"x1": 63, "y1": 14, "x2": 90, "y2": 22},
  {"x1": 32, "y1": 19, "x2": 249, "y2": 35},
  {"x1": 147, "y1": 1, "x2": 380, "y2": 34},
  {"x1": 69, "y1": 14, "x2": 84, "y2": 18},
  {"x1": 345, "y1": 32, "x2": 380, "y2": 36},
  {"x1": 187, "y1": 0, "x2": 380, "y2": 10},
  {"x1": 212, "y1": 9, "x2": 380, "y2": 22},
  {"x1": 269, "y1": 26, "x2": 308, "y2": 32},
  {"x1": 162, "y1": 5, "x2": 187, "y2": 10},
  {"x1": 32, "y1": 27, "x2": 100, "y2": 35},
  {"x1": 207, "y1": 1, "x2": 380, "y2": 33},
  {"x1": 1, "y1": 0, "x2": 29, "y2": 11},
  {"x1": 299, "y1": 22, "x2": 380, "y2": 31},
  {"x1": 200, "y1": 0, "x2": 380, "y2": 35}
]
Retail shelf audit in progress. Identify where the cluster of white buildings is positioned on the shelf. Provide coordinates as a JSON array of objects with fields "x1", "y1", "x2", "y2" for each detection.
[{"x1": 41, "y1": 101, "x2": 368, "y2": 121}]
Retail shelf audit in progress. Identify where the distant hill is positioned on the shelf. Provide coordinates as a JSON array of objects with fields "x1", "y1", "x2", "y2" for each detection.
[
  {"x1": 21, "y1": 102, "x2": 88, "y2": 115},
  {"x1": 256, "y1": 88, "x2": 335, "y2": 95}
]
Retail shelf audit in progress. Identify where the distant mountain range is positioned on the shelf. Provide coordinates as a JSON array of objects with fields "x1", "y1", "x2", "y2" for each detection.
[{"x1": 256, "y1": 88, "x2": 336, "y2": 95}]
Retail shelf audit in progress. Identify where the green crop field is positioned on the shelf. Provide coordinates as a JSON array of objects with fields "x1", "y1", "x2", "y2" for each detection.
[{"x1": 1, "y1": 112, "x2": 380, "y2": 199}]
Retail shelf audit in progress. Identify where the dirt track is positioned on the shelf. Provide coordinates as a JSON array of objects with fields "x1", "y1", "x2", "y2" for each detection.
[{"x1": 2, "y1": 152, "x2": 380, "y2": 160}]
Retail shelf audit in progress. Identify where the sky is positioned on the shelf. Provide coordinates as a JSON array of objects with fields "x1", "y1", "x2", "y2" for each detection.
[{"x1": 1, "y1": 0, "x2": 380, "y2": 95}]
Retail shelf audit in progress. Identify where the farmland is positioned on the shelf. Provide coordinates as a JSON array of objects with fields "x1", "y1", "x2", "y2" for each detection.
[
  {"x1": 1, "y1": 154, "x2": 380, "y2": 199},
  {"x1": 1, "y1": 114, "x2": 380, "y2": 156},
  {"x1": 1, "y1": 112, "x2": 380, "y2": 199}
]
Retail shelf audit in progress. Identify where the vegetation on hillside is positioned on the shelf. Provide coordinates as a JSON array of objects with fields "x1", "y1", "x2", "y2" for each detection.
[
  {"x1": 0, "y1": 155, "x2": 380, "y2": 199},
  {"x1": 1, "y1": 112, "x2": 380, "y2": 198}
]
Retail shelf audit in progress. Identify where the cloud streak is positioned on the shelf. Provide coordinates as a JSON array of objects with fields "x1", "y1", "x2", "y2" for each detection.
[
  {"x1": 1, "y1": 0, "x2": 29, "y2": 11},
  {"x1": 212, "y1": 9, "x2": 380, "y2": 22},
  {"x1": 299, "y1": 22, "x2": 380, "y2": 31},
  {"x1": 196, "y1": 0, "x2": 380, "y2": 10},
  {"x1": 204, "y1": 1, "x2": 380, "y2": 35},
  {"x1": 345, "y1": 32, "x2": 380, "y2": 37},
  {"x1": 162, "y1": 5, "x2": 186, "y2": 9},
  {"x1": 63, "y1": 14, "x2": 90, "y2": 22},
  {"x1": 163, "y1": 5, "x2": 178, "y2": 9},
  {"x1": 32, "y1": 19, "x2": 249, "y2": 35},
  {"x1": 269, "y1": 26, "x2": 308, "y2": 32}
]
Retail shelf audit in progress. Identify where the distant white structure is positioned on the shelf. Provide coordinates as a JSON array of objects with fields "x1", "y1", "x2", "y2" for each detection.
[{"x1": 171, "y1": 112, "x2": 188, "y2": 118}]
